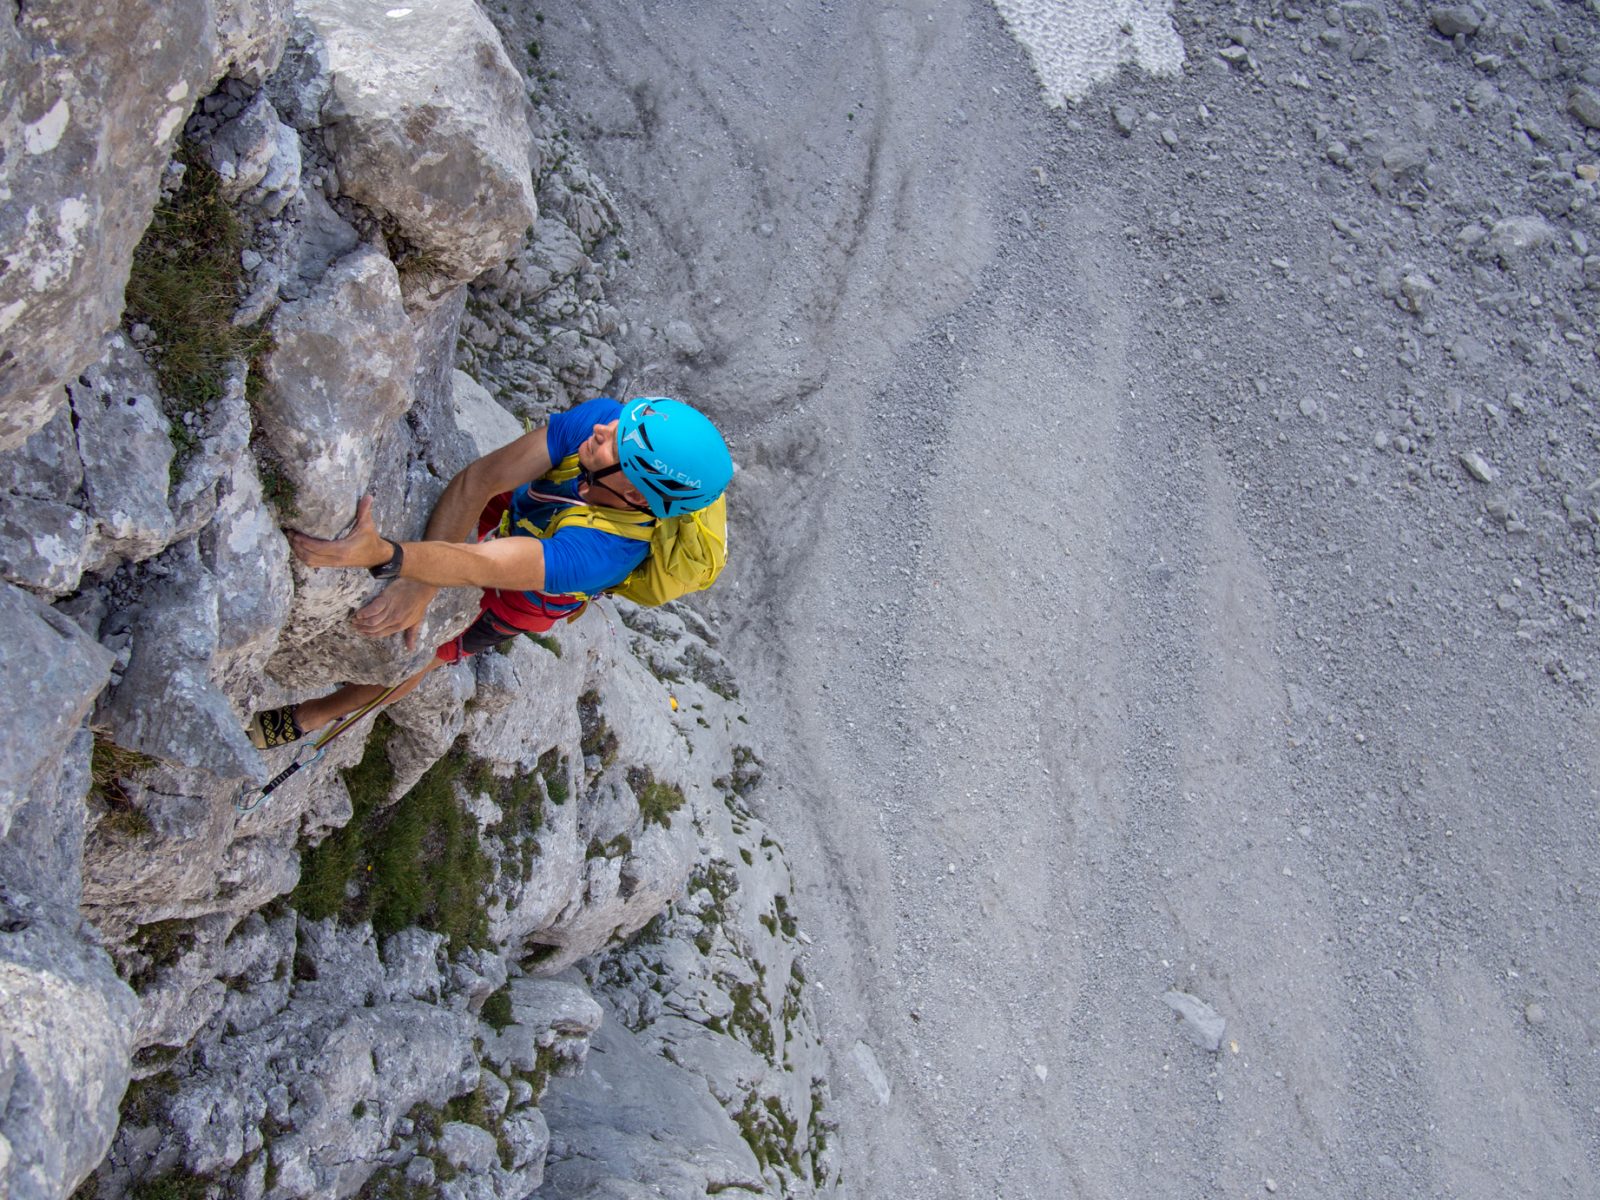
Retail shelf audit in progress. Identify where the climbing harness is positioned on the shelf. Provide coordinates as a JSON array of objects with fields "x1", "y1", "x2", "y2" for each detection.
[{"x1": 236, "y1": 683, "x2": 402, "y2": 814}]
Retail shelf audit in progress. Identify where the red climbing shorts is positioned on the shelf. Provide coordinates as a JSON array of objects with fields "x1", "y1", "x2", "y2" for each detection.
[{"x1": 433, "y1": 493, "x2": 582, "y2": 663}]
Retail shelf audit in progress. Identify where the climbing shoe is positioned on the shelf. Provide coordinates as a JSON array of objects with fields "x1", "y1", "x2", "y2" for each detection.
[{"x1": 248, "y1": 705, "x2": 304, "y2": 749}]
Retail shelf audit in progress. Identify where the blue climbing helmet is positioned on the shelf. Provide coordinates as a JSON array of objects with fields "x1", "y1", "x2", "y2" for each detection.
[{"x1": 614, "y1": 398, "x2": 733, "y2": 519}]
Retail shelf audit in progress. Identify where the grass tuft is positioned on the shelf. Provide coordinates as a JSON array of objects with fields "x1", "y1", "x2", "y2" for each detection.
[
  {"x1": 577, "y1": 690, "x2": 618, "y2": 767},
  {"x1": 123, "y1": 148, "x2": 272, "y2": 471},
  {"x1": 481, "y1": 984, "x2": 515, "y2": 1032},
  {"x1": 626, "y1": 766, "x2": 686, "y2": 828},
  {"x1": 538, "y1": 748, "x2": 569, "y2": 804},
  {"x1": 292, "y1": 719, "x2": 492, "y2": 953},
  {"x1": 126, "y1": 919, "x2": 198, "y2": 991},
  {"x1": 90, "y1": 732, "x2": 157, "y2": 838}
]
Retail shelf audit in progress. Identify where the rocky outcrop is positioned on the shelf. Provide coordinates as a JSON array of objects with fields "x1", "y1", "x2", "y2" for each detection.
[
  {"x1": 254, "y1": 245, "x2": 416, "y2": 537},
  {"x1": 293, "y1": 0, "x2": 538, "y2": 305},
  {"x1": 0, "y1": 0, "x2": 292, "y2": 450},
  {"x1": 0, "y1": 7, "x2": 836, "y2": 1200}
]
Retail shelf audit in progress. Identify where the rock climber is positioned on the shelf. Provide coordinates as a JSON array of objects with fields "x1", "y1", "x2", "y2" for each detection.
[{"x1": 248, "y1": 396, "x2": 732, "y2": 749}]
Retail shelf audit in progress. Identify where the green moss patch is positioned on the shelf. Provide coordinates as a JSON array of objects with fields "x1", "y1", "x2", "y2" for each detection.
[
  {"x1": 577, "y1": 691, "x2": 617, "y2": 766},
  {"x1": 123, "y1": 148, "x2": 272, "y2": 471},
  {"x1": 126, "y1": 919, "x2": 198, "y2": 991},
  {"x1": 89, "y1": 733, "x2": 157, "y2": 838},
  {"x1": 524, "y1": 632, "x2": 562, "y2": 657},
  {"x1": 467, "y1": 759, "x2": 544, "y2": 883},
  {"x1": 626, "y1": 766, "x2": 685, "y2": 828},
  {"x1": 481, "y1": 983, "x2": 514, "y2": 1032},
  {"x1": 538, "y1": 748, "x2": 570, "y2": 804},
  {"x1": 732, "y1": 1090, "x2": 803, "y2": 1178},
  {"x1": 292, "y1": 719, "x2": 491, "y2": 953}
]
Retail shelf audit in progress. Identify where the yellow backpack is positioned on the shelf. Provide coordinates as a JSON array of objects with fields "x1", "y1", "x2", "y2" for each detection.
[{"x1": 503, "y1": 454, "x2": 728, "y2": 606}]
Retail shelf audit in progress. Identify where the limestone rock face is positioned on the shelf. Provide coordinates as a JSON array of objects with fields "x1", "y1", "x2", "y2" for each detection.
[
  {"x1": 96, "y1": 542, "x2": 262, "y2": 786},
  {"x1": 0, "y1": 584, "x2": 113, "y2": 841},
  {"x1": 0, "y1": 0, "x2": 291, "y2": 450},
  {"x1": 0, "y1": 15, "x2": 841, "y2": 1197},
  {"x1": 299, "y1": 0, "x2": 538, "y2": 295},
  {"x1": 256, "y1": 245, "x2": 416, "y2": 537},
  {"x1": 69, "y1": 340, "x2": 177, "y2": 569},
  {"x1": 0, "y1": 890, "x2": 138, "y2": 1200},
  {"x1": 539, "y1": 1012, "x2": 764, "y2": 1199}
]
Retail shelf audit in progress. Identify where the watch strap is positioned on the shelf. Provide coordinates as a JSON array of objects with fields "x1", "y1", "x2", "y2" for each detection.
[{"x1": 369, "y1": 538, "x2": 404, "y2": 579}]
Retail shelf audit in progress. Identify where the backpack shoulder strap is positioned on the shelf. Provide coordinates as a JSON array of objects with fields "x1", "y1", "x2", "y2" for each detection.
[
  {"x1": 546, "y1": 503, "x2": 656, "y2": 542},
  {"x1": 544, "y1": 453, "x2": 582, "y2": 484}
]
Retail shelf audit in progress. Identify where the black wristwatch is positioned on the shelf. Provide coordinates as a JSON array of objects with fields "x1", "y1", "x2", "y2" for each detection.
[{"x1": 369, "y1": 538, "x2": 404, "y2": 579}]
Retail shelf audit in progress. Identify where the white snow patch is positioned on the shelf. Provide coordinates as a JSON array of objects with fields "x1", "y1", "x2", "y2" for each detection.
[
  {"x1": 386, "y1": 8, "x2": 414, "y2": 16},
  {"x1": 24, "y1": 99, "x2": 71, "y2": 155},
  {"x1": 166, "y1": 81, "x2": 190, "y2": 103},
  {"x1": 990, "y1": 0, "x2": 1184, "y2": 105},
  {"x1": 0, "y1": 300, "x2": 25, "y2": 335}
]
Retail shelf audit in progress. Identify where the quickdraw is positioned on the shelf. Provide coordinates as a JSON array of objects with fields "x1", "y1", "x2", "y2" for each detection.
[{"x1": 236, "y1": 683, "x2": 402, "y2": 814}]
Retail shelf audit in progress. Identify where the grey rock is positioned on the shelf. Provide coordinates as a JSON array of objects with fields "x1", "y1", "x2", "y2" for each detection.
[
  {"x1": 538, "y1": 1006, "x2": 763, "y2": 1200},
  {"x1": 96, "y1": 543, "x2": 262, "y2": 784},
  {"x1": 266, "y1": 14, "x2": 334, "y2": 131},
  {"x1": 0, "y1": 406, "x2": 84, "y2": 498},
  {"x1": 404, "y1": 1154, "x2": 437, "y2": 1187},
  {"x1": 1380, "y1": 143, "x2": 1429, "y2": 178},
  {"x1": 479, "y1": 1069, "x2": 511, "y2": 1117},
  {"x1": 202, "y1": 91, "x2": 282, "y2": 201},
  {"x1": 528, "y1": 220, "x2": 589, "y2": 295},
  {"x1": 438, "y1": 1121, "x2": 498, "y2": 1172},
  {"x1": 498, "y1": 1109, "x2": 549, "y2": 1176},
  {"x1": 0, "y1": 583, "x2": 113, "y2": 840},
  {"x1": 114, "y1": 919, "x2": 481, "y2": 1198},
  {"x1": 288, "y1": 186, "x2": 361, "y2": 288},
  {"x1": 0, "y1": 495, "x2": 93, "y2": 596},
  {"x1": 1569, "y1": 87, "x2": 1600, "y2": 132},
  {"x1": 1398, "y1": 272, "x2": 1436, "y2": 315},
  {"x1": 200, "y1": 92, "x2": 303, "y2": 218},
  {"x1": 167, "y1": 365, "x2": 254, "y2": 545},
  {"x1": 1487, "y1": 216, "x2": 1556, "y2": 267},
  {"x1": 1430, "y1": 6, "x2": 1481, "y2": 37},
  {"x1": 253, "y1": 120, "x2": 303, "y2": 217},
  {"x1": 448, "y1": 370, "x2": 523, "y2": 460},
  {"x1": 1163, "y1": 989, "x2": 1226, "y2": 1051},
  {"x1": 662, "y1": 320, "x2": 706, "y2": 359},
  {"x1": 200, "y1": 440, "x2": 292, "y2": 692},
  {"x1": 0, "y1": 894, "x2": 138, "y2": 1200},
  {"x1": 852, "y1": 1040, "x2": 893, "y2": 1105},
  {"x1": 304, "y1": 0, "x2": 537, "y2": 292},
  {"x1": 1460, "y1": 451, "x2": 1497, "y2": 482},
  {"x1": 0, "y1": 0, "x2": 292, "y2": 451},
  {"x1": 1112, "y1": 105, "x2": 1139, "y2": 136},
  {"x1": 68, "y1": 339, "x2": 176, "y2": 564},
  {"x1": 480, "y1": 977, "x2": 603, "y2": 1077},
  {"x1": 256, "y1": 245, "x2": 415, "y2": 537}
]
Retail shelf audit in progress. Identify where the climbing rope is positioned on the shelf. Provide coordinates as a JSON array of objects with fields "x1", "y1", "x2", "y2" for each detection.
[{"x1": 236, "y1": 683, "x2": 402, "y2": 814}]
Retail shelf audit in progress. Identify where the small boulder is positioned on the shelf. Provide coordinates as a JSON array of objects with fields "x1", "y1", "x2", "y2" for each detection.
[
  {"x1": 1570, "y1": 87, "x2": 1600, "y2": 132},
  {"x1": 437, "y1": 1121, "x2": 498, "y2": 1173},
  {"x1": 1487, "y1": 216, "x2": 1556, "y2": 268},
  {"x1": 302, "y1": 0, "x2": 538, "y2": 290},
  {"x1": 1430, "y1": 6, "x2": 1481, "y2": 37},
  {"x1": 1163, "y1": 989, "x2": 1226, "y2": 1051}
]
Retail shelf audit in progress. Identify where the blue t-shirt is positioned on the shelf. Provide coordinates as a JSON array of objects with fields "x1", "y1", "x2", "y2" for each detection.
[{"x1": 504, "y1": 397, "x2": 650, "y2": 606}]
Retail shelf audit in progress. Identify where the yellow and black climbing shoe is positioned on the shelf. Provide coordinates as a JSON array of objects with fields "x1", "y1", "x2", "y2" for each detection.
[{"x1": 248, "y1": 706, "x2": 304, "y2": 750}]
